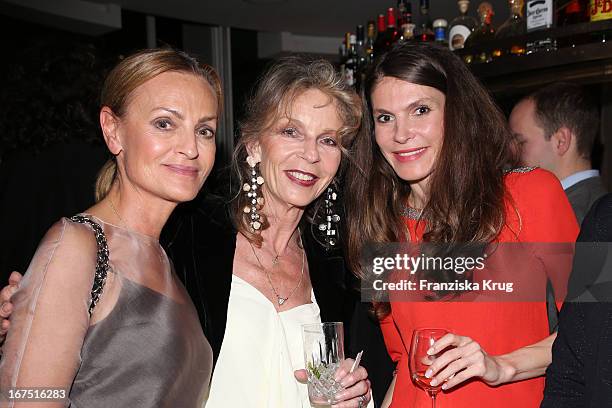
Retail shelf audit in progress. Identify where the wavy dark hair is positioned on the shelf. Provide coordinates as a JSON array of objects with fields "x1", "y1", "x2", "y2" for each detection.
[{"x1": 345, "y1": 42, "x2": 518, "y2": 318}]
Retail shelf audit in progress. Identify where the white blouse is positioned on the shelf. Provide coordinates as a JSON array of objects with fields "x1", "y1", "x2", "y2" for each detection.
[{"x1": 205, "y1": 274, "x2": 321, "y2": 407}]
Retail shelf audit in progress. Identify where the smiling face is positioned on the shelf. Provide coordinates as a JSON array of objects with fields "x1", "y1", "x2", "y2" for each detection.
[
  {"x1": 250, "y1": 88, "x2": 343, "y2": 211},
  {"x1": 105, "y1": 71, "x2": 218, "y2": 204},
  {"x1": 371, "y1": 76, "x2": 446, "y2": 194}
]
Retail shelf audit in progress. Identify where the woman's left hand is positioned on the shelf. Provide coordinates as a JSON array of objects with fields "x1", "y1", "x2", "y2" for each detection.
[
  {"x1": 294, "y1": 357, "x2": 372, "y2": 407},
  {"x1": 425, "y1": 333, "x2": 507, "y2": 390}
]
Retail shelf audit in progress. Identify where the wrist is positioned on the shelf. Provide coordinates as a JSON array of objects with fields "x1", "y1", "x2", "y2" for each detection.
[{"x1": 488, "y1": 355, "x2": 517, "y2": 386}]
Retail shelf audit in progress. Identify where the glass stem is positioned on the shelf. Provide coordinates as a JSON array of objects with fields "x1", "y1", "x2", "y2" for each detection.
[{"x1": 429, "y1": 391, "x2": 437, "y2": 408}]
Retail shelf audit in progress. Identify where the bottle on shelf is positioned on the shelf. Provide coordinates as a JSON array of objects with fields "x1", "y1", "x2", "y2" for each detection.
[
  {"x1": 356, "y1": 25, "x2": 367, "y2": 65},
  {"x1": 400, "y1": 20, "x2": 417, "y2": 42},
  {"x1": 342, "y1": 32, "x2": 357, "y2": 87},
  {"x1": 433, "y1": 19, "x2": 449, "y2": 46},
  {"x1": 464, "y1": 1, "x2": 496, "y2": 63},
  {"x1": 495, "y1": 0, "x2": 527, "y2": 56},
  {"x1": 385, "y1": 7, "x2": 400, "y2": 47},
  {"x1": 374, "y1": 14, "x2": 388, "y2": 53},
  {"x1": 557, "y1": 0, "x2": 589, "y2": 47},
  {"x1": 448, "y1": 0, "x2": 478, "y2": 50},
  {"x1": 397, "y1": 0, "x2": 409, "y2": 19},
  {"x1": 417, "y1": 0, "x2": 435, "y2": 41},
  {"x1": 398, "y1": 1, "x2": 416, "y2": 42},
  {"x1": 526, "y1": 0, "x2": 556, "y2": 54},
  {"x1": 558, "y1": 0, "x2": 588, "y2": 25},
  {"x1": 366, "y1": 20, "x2": 376, "y2": 62},
  {"x1": 355, "y1": 25, "x2": 367, "y2": 88}
]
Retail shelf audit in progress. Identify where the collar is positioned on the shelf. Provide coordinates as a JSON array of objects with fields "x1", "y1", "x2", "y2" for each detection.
[{"x1": 561, "y1": 170, "x2": 600, "y2": 190}]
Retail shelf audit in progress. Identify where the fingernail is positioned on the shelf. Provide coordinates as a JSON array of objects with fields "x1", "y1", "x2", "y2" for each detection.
[
  {"x1": 427, "y1": 347, "x2": 435, "y2": 355},
  {"x1": 1, "y1": 303, "x2": 9, "y2": 313},
  {"x1": 442, "y1": 383, "x2": 448, "y2": 390},
  {"x1": 425, "y1": 369, "x2": 433, "y2": 378},
  {"x1": 430, "y1": 378, "x2": 438, "y2": 387}
]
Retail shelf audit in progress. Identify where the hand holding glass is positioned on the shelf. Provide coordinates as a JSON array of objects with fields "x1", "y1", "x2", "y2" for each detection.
[{"x1": 409, "y1": 328, "x2": 449, "y2": 408}]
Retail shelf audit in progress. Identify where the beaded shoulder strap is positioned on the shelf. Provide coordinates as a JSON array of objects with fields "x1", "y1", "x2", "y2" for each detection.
[{"x1": 69, "y1": 215, "x2": 110, "y2": 316}]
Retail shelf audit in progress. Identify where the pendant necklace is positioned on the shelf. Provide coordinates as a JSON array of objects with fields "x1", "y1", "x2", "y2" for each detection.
[{"x1": 249, "y1": 229, "x2": 305, "y2": 306}]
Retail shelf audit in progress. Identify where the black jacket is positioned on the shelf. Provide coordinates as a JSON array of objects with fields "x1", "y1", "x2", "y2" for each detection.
[
  {"x1": 541, "y1": 193, "x2": 612, "y2": 407},
  {"x1": 163, "y1": 194, "x2": 394, "y2": 407}
]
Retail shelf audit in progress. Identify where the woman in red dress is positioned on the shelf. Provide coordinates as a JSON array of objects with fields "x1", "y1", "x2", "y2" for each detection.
[{"x1": 345, "y1": 42, "x2": 579, "y2": 407}]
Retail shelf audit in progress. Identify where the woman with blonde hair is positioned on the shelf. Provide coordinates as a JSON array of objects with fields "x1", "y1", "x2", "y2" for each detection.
[{"x1": 0, "y1": 48, "x2": 222, "y2": 407}]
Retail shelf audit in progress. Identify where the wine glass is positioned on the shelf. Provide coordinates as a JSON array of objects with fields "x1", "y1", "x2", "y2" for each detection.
[
  {"x1": 302, "y1": 322, "x2": 345, "y2": 406},
  {"x1": 409, "y1": 328, "x2": 449, "y2": 408}
]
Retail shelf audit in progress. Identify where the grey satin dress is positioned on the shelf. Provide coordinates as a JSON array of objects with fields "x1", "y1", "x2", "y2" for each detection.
[{"x1": 0, "y1": 216, "x2": 212, "y2": 408}]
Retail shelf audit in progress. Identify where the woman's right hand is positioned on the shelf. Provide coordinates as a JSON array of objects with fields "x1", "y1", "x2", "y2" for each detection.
[{"x1": 0, "y1": 271, "x2": 22, "y2": 340}]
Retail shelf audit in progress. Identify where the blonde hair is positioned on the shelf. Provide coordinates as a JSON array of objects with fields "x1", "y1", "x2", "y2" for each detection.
[
  {"x1": 94, "y1": 48, "x2": 223, "y2": 202},
  {"x1": 231, "y1": 56, "x2": 362, "y2": 246}
]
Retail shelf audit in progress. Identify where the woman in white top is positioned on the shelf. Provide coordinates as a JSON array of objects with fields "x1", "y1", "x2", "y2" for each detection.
[{"x1": 204, "y1": 57, "x2": 373, "y2": 407}]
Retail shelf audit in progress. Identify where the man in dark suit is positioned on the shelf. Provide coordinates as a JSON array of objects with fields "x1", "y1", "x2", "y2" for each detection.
[
  {"x1": 541, "y1": 193, "x2": 612, "y2": 407},
  {"x1": 509, "y1": 82, "x2": 607, "y2": 224}
]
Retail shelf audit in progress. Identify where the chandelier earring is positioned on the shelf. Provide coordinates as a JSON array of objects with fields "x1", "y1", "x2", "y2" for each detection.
[
  {"x1": 318, "y1": 184, "x2": 340, "y2": 246},
  {"x1": 243, "y1": 156, "x2": 265, "y2": 232}
]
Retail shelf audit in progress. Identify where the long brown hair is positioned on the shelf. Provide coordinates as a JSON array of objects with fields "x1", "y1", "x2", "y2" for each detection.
[
  {"x1": 232, "y1": 56, "x2": 362, "y2": 246},
  {"x1": 95, "y1": 48, "x2": 223, "y2": 201},
  {"x1": 345, "y1": 42, "x2": 517, "y2": 317}
]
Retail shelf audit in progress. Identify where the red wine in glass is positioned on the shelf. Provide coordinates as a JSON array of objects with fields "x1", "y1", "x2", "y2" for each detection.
[{"x1": 409, "y1": 328, "x2": 449, "y2": 408}]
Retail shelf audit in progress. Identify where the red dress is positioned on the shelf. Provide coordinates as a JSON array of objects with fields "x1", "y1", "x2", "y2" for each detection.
[{"x1": 382, "y1": 168, "x2": 579, "y2": 408}]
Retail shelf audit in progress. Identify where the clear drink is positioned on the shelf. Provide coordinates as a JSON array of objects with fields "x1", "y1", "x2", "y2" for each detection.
[{"x1": 303, "y1": 322, "x2": 345, "y2": 406}]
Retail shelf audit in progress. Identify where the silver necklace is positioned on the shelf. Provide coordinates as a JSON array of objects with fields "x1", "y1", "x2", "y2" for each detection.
[{"x1": 249, "y1": 230, "x2": 305, "y2": 306}]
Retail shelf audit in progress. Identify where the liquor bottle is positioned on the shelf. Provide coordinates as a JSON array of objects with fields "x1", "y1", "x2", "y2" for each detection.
[
  {"x1": 558, "y1": 0, "x2": 588, "y2": 25},
  {"x1": 355, "y1": 25, "x2": 367, "y2": 88},
  {"x1": 526, "y1": 0, "x2": 556, "y2": 54},
  {"x1": 397, "y1": 0, "x2": 409, "y2": 19},
  {"x1": 417, "y1": 0, "x2": 435, "y2": 41},
  {"x1": 342, "y1": 33, "x2": 356, "y2": 87},
  {"x1": 398, "y1": 1, "x2": 416, "y2": 42},
  {"x1": 366, "y1": 20, "x2": 376, "y2": 62},
  {"x1": 347, "y1": 34, "x2": 358, "y2": 87},
  {"x1": 464, "y1": 2, "x2": 496, "y2": 63},
  {"x1": 374, "y1": 14, "x2": 387, "y2": 53},
  {"x1": 495, "y1": 0, "x2": 526, "y2": 56},
  {"x1": 385, "y1": 7, "x2": 400, "y2": 47},
  {"x1": 356, "y1": 25, "x2": 367, "y2": 67},
  {"x1": 433, "y1": 19, "x2": 449, "y2": 46},
  {"x1": 448, "y1": 0, "x2": 478, "y2": 50},
  {"x1": 558, "y1": 0, "x2": 589, "y2": 47}
]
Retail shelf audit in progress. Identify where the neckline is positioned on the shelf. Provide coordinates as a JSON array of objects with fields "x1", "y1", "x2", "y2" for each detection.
[
  {"x1": 401, "y1": 206, "x2": 423, "y2": 220},
  {"x1": 79, "y1": 213, "x2": 160, "y2": 243},
  {"x1": 231, "y1": 274, "x2": 317, "y2": 315}
]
